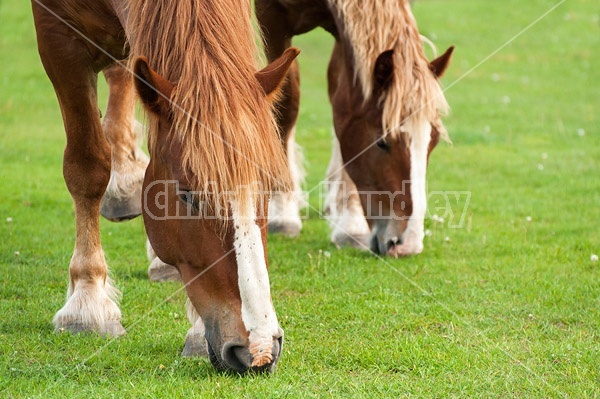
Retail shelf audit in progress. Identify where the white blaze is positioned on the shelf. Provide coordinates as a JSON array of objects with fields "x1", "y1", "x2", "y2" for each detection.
[
  {"x1": 402, "y1": 120, "x2": 432, "y2": 253},
  {"x1": 231, "y1": 196, "x2": 279, "y2": 365}
]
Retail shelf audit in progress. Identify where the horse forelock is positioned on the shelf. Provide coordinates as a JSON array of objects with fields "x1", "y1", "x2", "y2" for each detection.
[
  {"x1": 128, "y1": 0, "x2": 290, "y2": 219},
  {"x1": 329, "y1": 0, "x2": 449, "y2": 142}
]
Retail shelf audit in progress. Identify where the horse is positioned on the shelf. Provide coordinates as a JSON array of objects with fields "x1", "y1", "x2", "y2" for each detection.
[
  {"x1": 31, "y1": 0, "x2": 299, "y2": 374},
  {"x1": 255, "y1": 0, "x2": 454, "y2": 257}
]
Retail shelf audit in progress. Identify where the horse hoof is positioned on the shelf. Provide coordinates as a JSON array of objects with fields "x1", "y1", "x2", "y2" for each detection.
[
  {"x1": 100, "y1": 189, "x2": 142, "y2": 222},
  {"x1": 181, "y1": 333, "x2": 209, "y2": 358},
  {"x1": 268, "y1": 221, "x2": 301, "y2": 238},
  {"x1": 55, "y1": 320, "x2": 126, "y2": 337},
  {"x1": 99, "y1": 320, "x2": 127, "y2": 336},
  {"x1": 148, "y1": 258, "x2": 181, "y2": 282}
]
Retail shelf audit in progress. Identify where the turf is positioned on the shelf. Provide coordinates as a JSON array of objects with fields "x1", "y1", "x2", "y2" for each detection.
[{"x1": 1, "y1": 0, "x2": 599, "y2": 397}]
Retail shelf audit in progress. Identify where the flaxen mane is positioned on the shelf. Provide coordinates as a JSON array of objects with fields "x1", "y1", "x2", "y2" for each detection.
[
  {"x1": 328, "y1": 0, "x2": 449, "y2": 140},
  {"x1": 127, "y1": 0, "x2": 290, "y2": 216}
]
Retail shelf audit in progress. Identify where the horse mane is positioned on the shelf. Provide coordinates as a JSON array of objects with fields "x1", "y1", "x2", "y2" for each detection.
[
  {"x1": 127, "y1": 0, "x2": 290, "y2": 218},
  {"x1": 328, "y1": 0, "x2": 449, "y2": 141}
]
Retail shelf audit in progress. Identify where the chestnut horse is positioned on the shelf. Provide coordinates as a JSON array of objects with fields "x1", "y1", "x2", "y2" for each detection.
[
  {"x1": 32, "y1": 0, "x2": 298, "y2": 373},
  {"x1": 256, "y1": 0, "x2": 454, "y2": 256}
]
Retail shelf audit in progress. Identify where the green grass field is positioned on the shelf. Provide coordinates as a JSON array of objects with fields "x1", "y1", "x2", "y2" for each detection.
[{"x1": 1, "y1": 0, "x2": 599, "y2": 397}]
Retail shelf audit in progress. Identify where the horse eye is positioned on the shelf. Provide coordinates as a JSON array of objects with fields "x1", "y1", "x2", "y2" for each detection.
[
  {"x1": 178, "y1": 192, "x2": 191, "y2": 203},
  {"x1": 376, "y1": 137, "x2": 390, "y2": 151},
  {"x1": 178, "y1": 191, "x2": 199, "y2": 210}
]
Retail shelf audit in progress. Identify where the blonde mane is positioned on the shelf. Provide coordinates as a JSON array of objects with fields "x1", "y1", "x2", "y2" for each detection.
[
  {"x1": 328, "y1": 0, "x2": 449, "y2": 140},
  {"x1": 127, "y1": 0, "x2": 290, "y2": 217}
]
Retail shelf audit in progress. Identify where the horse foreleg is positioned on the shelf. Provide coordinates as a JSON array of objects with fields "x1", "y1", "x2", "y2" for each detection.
[
  {"x1": 102, "y1": 64, "x2": 167, "y2": 283},
  {"x1": 267, "y1": 62, "x2": 305, "y2": 237},
  {"x1": 51, "y1": 86, "x2": 125, "y2": 335},
  {"x1": 100, "y1": 63, "x2": 149, "y2": 222},
  {"x1": 33, "y1": 9, "x2": 125, "y2": 335},
  {"x1": 325, "y1": 134, "x2": 371, "y2": 249},
  {"x1": 256, "y1": 4, "x2": 305, "y2": 236},
  {"x1": 54, "y1": 95, "x2": 125, "y2": 335},
  {"x1": 268, "y1": 124, "x2": 306, "y2": 237}
]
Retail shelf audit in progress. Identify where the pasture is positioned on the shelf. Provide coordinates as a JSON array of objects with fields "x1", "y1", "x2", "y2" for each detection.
[{"x1": 1, "y1": 0, "x2": 599, "y2": 397}]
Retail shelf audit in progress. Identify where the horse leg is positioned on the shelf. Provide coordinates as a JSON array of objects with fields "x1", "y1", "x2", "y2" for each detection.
[
  {"x1": 54, "y1": 87, "x2": 125, "y2": 335},
  {"x1": 101, "y1": 64, "x2": 178, "y2": 282},
  {"x1": 181, "y1": 299, "x2": 208, "y2": 357},
  {"x1": 267, "y1": 62, "x2": 305, "y2": 237},
  {"x1": 33, "y1": 14, "x2": 125, "y2": 335},
  {"x1": 256, "y1": 3, "x2": 305, "y2": 237},
  {"x1": 100, "y1": 63, "x2": 149, "y2": 222},
  {"x1": 268, "y1": 122, "x2": 306, "y2": 238},
  {"x1": 325, "y1": 134, "x2": 371, "y2": 249}
]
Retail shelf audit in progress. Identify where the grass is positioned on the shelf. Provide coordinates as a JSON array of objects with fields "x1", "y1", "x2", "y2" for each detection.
[{"x1": 1, "y1": 0, "x2": 600, "y2": 397}]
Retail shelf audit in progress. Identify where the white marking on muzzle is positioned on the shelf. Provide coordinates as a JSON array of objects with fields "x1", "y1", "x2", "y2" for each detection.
[{"x1": 232, "y1": 197, "x2": 279, "y2": 367}]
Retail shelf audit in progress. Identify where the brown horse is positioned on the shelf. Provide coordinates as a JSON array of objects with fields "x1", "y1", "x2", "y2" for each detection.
[
  {"x1": 32, "y1": 0, "x2": 298, "y2": 373},
  {"x1": 256, "y1": 0, "x2": 454, "y2": 256}
]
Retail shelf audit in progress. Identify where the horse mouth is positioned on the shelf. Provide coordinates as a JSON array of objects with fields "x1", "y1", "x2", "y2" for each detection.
[
  {"x1": 370, "y1": 232, "x2": 402, "y2": 255},
  {"x1": 207, "y1": 336, "x2": 283, "y2": 374}
]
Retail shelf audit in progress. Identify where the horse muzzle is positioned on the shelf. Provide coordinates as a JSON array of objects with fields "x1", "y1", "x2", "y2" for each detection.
[
  {"x1": 370, "y1": 219, "x2": 423, "y2": 257},
  {"x1": 207, "y1": 335, "x2": 283, "y2": 374}
]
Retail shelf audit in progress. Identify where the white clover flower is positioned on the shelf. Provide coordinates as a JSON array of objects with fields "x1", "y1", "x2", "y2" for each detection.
[
  {"x1": 591, "y1": 254, "x2": 599, "y2": 263},
  {"x1": 525, "y1": 216, "x2": 532, "y2": 222},
  {"x1": 6, "y1": 217, "x2": 13, "y2": 223},
  {"x1": 577, "y1": 128, "x2": 585, "y2": 137},
  {"x1": 424, "y1": 229, "x2": 432, "y2": 237}
]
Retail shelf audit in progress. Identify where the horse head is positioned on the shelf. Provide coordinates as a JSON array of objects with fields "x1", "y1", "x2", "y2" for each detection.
[
  {"x1": 133, "y1": 48, "x2": 299, "y2": 373},
  {"x1": 328, "y1": 43, "x2": 453, "y2": 257}
]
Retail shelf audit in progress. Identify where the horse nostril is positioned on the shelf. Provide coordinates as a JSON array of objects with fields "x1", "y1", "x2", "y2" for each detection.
[
  {"x1": 386, "y1": 236, "x2": 400, "y2": 252},
  {"x1": 275, "y1": 336, "x2": 283, "y2": 358},
  {"x1": 370, "y1": 234, "x2": 381, "y2": 254},
  {"x1": 222, "y1": 345, "x2": 252, "y2": 374}
]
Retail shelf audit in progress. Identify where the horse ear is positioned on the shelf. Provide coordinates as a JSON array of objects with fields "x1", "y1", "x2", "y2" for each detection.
[
  {"x1": 374, "y1": 49, "x2": 395, "y2": 89},
  {"x1": 133, "y1": 57, "x2": 174, "y2": 113},
  {"x1": 429, "y1": 46, "x2": 454, "y2": 78},
  {"x1": 255, "y1": 47, "x2": 300, "y2": 98}
]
